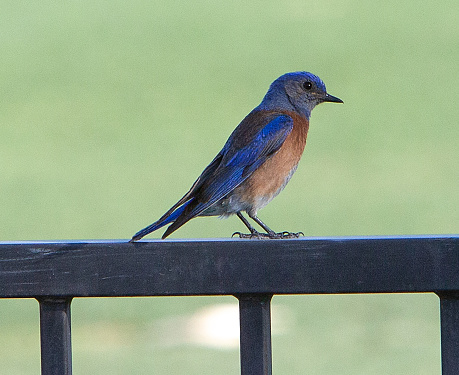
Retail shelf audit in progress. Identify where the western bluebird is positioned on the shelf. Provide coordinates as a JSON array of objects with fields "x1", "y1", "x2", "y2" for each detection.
[{"x1": 130, "y1": 71, "x2": 342, "y2": 241}]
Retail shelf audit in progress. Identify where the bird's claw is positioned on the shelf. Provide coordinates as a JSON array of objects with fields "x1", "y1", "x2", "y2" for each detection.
[
  {"x1": 232, "y1": 231, "x2": 304, "y2": 239},
  {"x1": 279, "y1": 231, "x2": 304, "y2": 238},
  {"x1": 232, "y1": 231, "x2": 270, "y2": 239}
]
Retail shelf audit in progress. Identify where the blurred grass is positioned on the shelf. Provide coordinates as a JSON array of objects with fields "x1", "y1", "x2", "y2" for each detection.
[{"x1": 1, "y1": 0, "x2": 458, "y2": 373}]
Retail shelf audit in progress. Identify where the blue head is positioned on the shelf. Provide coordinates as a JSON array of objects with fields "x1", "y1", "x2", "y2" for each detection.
[{"x1": 258, "y1": 72, "x2": 343, "y2": 119}]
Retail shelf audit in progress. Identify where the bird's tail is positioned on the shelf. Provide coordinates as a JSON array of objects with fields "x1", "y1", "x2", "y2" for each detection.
[{"x1": 129, "y1": 201, "x2": 190, "y2": 242}]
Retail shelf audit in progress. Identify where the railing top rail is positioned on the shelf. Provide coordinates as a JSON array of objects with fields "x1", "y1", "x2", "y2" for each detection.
[{"x1": 1, "y1": 235, "x2": 459, "y2": 298}]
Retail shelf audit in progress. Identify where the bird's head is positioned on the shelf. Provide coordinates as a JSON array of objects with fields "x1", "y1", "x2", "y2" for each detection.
[{"x1": 259, "y1": 71, "x2": 343, "y2": 119}]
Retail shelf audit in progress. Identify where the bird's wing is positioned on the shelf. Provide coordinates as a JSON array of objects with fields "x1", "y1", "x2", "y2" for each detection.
[
  {"x1": 161, "y1": 113, "x2": 293, "y2": 238},
  {"x1": 200, "y1": 114, "x2": 293, "y2": 201}
]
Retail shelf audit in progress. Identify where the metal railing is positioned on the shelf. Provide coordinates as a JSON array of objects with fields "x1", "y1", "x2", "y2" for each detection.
[{"x1": 1, "y1": 235, "x2": 459, "y2": 374}]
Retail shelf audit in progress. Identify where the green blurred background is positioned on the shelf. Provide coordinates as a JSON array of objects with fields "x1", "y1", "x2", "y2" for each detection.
[{"x1": 1, "y1": 0, "x2": 458, "y2": 373}]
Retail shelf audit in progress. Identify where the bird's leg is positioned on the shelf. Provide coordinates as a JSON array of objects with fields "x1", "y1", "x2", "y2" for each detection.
[
  {"x1": 249, "y1": 214, "x2": 304, "y2": 239},
  {"x1": 232, "y1": 212, "x2": 304, "y2": 239},
  {"x1": 232, "y1": 212, "x2": 265, "y2": 238}
]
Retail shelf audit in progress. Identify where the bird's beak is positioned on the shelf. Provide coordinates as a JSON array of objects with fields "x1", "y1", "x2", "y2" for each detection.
[{"x1": 323, "y1": 93, "x2": 343, "y2": 103}]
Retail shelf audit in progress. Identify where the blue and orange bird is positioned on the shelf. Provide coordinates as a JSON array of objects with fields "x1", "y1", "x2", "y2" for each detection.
[{"x1": 130, "y1": 71, "x2": 342, "y2": 241}]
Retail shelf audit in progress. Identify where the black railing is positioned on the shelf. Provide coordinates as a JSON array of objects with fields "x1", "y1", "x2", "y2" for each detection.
[{"x1": 1, "y1": 235, "x2": 459, "y2": 375}]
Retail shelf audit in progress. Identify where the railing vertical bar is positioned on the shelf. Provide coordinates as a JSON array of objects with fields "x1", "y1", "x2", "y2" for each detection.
[
  {"x1": 438, "y1": 293, "x2": 459, "y2": 375},
  {"x1": 237, "y1": 294, "x2": 273, "y2": 375},
  {"x1": 37, "y1": 298, "x2": 73, "y2": 375}
]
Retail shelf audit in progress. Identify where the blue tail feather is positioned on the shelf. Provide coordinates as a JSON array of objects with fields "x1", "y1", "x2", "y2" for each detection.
[{"x1": 130, "y1": 201, "x2": 190, "y2": 241}]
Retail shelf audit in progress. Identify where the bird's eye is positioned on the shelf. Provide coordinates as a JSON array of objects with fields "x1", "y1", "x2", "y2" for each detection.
[{"x1": 303, "y1": 81, "x2": 313, "y2": 90}]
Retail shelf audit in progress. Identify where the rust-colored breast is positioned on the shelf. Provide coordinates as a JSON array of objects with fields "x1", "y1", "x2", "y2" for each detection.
[{"x1": 237, "y1": 111, "x2": 310, "y2": 213}]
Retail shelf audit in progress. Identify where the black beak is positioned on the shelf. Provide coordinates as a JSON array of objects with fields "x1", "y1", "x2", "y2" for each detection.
[{"x1": 323, "y1": 93, "x2": 343, "y2": 103}]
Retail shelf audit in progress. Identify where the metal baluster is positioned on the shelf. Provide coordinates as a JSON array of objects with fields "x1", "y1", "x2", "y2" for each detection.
[
  {"x1": 438, "y1": 293, "x2": 459, "y2": 375},
  {"x1": 237, "y1": 294, "x2": 273, "y2": 375},
  {"x1": 37, "y1": 298, "x2": 73, "y2": 375}
]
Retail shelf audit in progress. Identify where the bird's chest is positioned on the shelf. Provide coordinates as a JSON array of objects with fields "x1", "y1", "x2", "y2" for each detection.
[{"x1": 236, "y1": 115, "x2": 309, "y2": 212}]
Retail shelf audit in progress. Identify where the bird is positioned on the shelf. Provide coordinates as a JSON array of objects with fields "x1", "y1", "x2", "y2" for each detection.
[{"x1": 130, "y1": 71, "x2": 342, "y2": 241}]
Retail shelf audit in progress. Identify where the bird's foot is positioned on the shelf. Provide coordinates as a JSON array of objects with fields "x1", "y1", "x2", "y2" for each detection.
[
  {"x1": 232, "y1": 231, "x2": 304, "y2": 239},
  {"x1": 232, "y1": 231, "x2": 271, "y2": 239},
  {"x1": 277, "y1": 231, "x2": 304, "y2": 239}
]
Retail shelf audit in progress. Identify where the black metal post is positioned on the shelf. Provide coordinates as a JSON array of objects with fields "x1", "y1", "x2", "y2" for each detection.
[
  {"x1": 38, "y1": 298, "x2": 73, "y2": 375},
  {"x1": 237, "y1": 294, "x2": 273, "y2": 375},
  {"x1": 437, "y1": 293, "x2": 459, "y2": 375}
]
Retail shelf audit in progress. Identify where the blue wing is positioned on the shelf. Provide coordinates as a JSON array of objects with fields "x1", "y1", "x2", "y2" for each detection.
[
  {"x1": 159, "y1": 113, "x2": 294, "y2": 238},
  {"x1": 130, "y1": 112, "x2": 294, "y2": 241}
]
